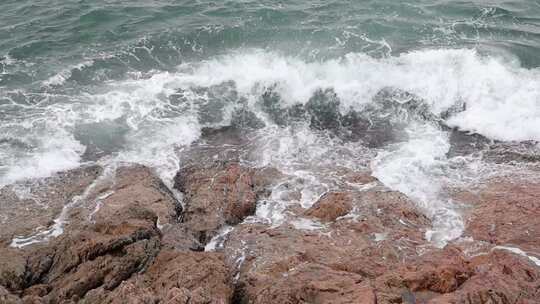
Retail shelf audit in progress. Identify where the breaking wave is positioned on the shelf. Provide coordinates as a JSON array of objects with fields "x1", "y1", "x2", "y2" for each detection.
[{"x1": 2, "y1": 48, "x2": 539, "y2": 246}]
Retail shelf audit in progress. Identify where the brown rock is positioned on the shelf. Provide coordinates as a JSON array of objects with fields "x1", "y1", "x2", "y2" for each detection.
[
  {"x1": 0, "y1": 165, "x2": 102, "y2": 246},
  {"x1": 223, "y1": 186, "x2": 432, "y2": 303},
  {"x1": 40, "y1": 176, "x2": 165, "y2": 300},
  {"x1": 0, "y1": 247, "x2": 27, "y2": 292},
  {"x1": 22, "y1": 284, "x2": 49, "y2": 298},
  {"x1": 0, "y1": 164, "x2": 191, "y2": 303},
  {"x1": 0, "y1": 286, "x2": 22, "y2": 304},
  {"x1": 51, "y1": 241, "x2": 159, "y2": 300},
  {"x1": 340, "y1": 170, "x2": 379, "y2": 185},
  {"x1": 144, "y1": 250, "x2": 232, "y2": 303},
  {"x1": 95, "y1": 165, "x2": 182, "y2": 226},
  {"x1": 455, "y1": 179, "x2": 540, "y2": 253},
  {"x1": 45, "y1": 164, "x2": 181, "y2": 235},
  {"x1": 179, "y1": 126, "x2": 249, "y2": 166},
  {"x1": 3, "y1": 145, "x2": 538, "y2": 304},
  {"x1": 83, "y1": 250, "x2": 232, "y2": 304},
  {"x1": 440, "y1": 249, "x2": 540, "y2": 304},
  {"x1": 305, "y1": 192, "x2": 352, "y2": 222},
  {"x1": 174, "y1": 162, "x2": 261, "y2": 244},
  {"x1": 400, "y1": 247, "x2": 472, "y2": 294},
  {"x1": 374, "y1": 246, "x2": 540, "y2": 304},
  {"x1": 160, "y1": 224, "x2": 204, "y2": 251},
  {"x1": 38, "y1": 208, "x2": 161, "y2": 302},
  {"x1": 250, "y1": 263, "x2": 375, "y2": 304}
]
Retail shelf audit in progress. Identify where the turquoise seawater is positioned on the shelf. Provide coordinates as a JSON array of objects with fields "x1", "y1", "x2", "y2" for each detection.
[{"x1": 2, "y1": 0, "x2": 540, "y2": 89}]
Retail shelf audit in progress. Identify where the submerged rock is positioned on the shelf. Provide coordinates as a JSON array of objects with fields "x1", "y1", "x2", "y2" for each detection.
[
  {"x1": 256, "y1": 87, "x2": 444, "y2": 148},
  {"x1": 484, "y1": 141, "x2": 540, "y2": 164}
]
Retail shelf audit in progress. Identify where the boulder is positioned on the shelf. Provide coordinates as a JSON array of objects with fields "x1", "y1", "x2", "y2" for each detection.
[
  {"x1": 29, "y1": 200, "x2": 161, "y2": 302},
  {"x1": 374, "y1": 246, "x2": 540, "y2": 304},
  {"x1": 1, "y1": 153, "x2": 538, "y2": 304},
  {"x1": 0, "y1": 286, "x2": 22, "y2": 304},
  {"x1": 93, "y1": 164, "x2": 182, "y2": 227},
  {"x1": 160, "y1": 224, "x2": 204, "y2": 251},
  {"x1": 304, "y1": 192, "x2": 352, "y2": 222},
  {"x1": 0, "y1": 247, "x2": 27, "y2": 292},
  {"x1": 0, "y1": 164, "x2": 204, "y2": 303},
  {"x1": 83, "y1": 250, "x2": 233, "y2": 304},
  {"x1": 174, "y1": 162, "x2": 262, "y2": 244}
]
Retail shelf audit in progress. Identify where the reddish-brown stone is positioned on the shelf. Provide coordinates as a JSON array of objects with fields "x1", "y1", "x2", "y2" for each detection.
[{"x1": 305, "y1": 192, "x2": 353, "y2": 222}]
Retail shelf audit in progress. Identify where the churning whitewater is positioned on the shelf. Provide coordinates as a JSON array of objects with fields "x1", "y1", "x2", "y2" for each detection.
[{"x1": 2, "y1": 48, "x2": 540, "y2": 247}]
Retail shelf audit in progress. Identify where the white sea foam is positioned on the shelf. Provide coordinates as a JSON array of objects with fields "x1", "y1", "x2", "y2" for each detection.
[
  {"x1": 171, "y1": 48, "x2": 540, "y2": 142},
  {"x1": 115, "y1": 116, "x2": 201, "y2": 187},
  {"x1": 372, "y1": 122, "x2": 464, "y2": 247},
  {"x1": 205, "y1": 225, "x2": 234, "y2": 251},
  {"x1": 0, "y1": 131, "x2": 85, "y2": 187},
  {"x1": 1, "y1": 67, "x2": 202, "y2": 187},
  {"x1": 4, "y1": 48, "x2": 539, "y2": 187},
  {"x1": 42, "y1": 71, "x2": 72, "y2": 87},
  {"x1": 129, "y1": 48, "x2": 538, "y2": 241},
  {"x1": 290, "y1": 218, "x2": 325, "y2": 231},
  {"x1": 373, "y1": 232, "x2": 388, "y2": 242},
  {"x1": 247, "y1": 125, "x2": 369, "y2": 225}
]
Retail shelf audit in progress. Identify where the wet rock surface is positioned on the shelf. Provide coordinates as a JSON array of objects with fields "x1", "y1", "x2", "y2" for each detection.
[
  {"x1": 0, "y1": 153, "x2": 539, "y2": 303},
  {"x1": 0, "y1": 165, "x2": 103, "y2": 246},
  {"x1": 222, "y1": 184, "x2": 433, "y2": 303},
  {"x1": 174, "y1": 161, "x2": 276, "y2": 245},
  {"x1": 256, "y1": 87, "x2": 444, "y2": 148},
  {"x1": 0, "y1": 164, "x2": 232, "y2": 303},
  {"x1": 455, "y1": 179, "x2": 540, "y2": 254},
  {"x1": 304, "y1": 191, "x2": 352, "y2": 222}
]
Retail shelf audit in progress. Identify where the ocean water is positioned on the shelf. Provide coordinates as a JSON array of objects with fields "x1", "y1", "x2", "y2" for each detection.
[{"x1": 1, "y1": 0, "x2": 540, "y2": 246}]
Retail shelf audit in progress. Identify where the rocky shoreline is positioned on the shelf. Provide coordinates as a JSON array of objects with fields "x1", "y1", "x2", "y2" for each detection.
[{"x1": 1, "y1": 131, "x2": 539, "y2": 304}]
